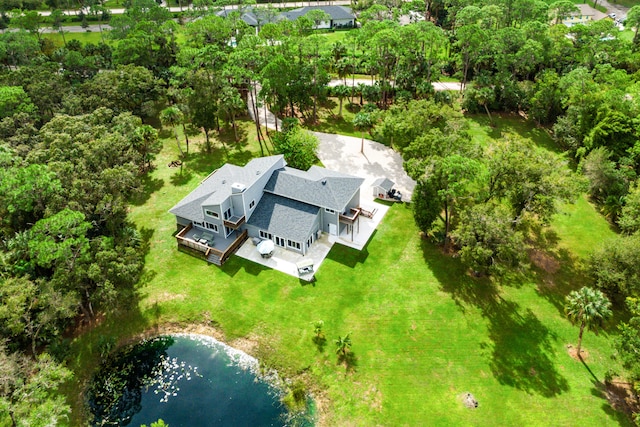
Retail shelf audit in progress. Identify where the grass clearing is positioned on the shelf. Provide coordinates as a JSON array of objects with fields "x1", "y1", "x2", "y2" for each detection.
[
  {"x1": 65, "y1": 115, "x2": 631, "y2": 426},
  {"x1": 43, "y1": 31, "x2": 107, "y2": 46}
]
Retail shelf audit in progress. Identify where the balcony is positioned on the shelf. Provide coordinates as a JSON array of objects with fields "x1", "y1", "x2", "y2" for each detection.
[{"x1": 223, "y1": 214, "x2": 246, "y2": 229}]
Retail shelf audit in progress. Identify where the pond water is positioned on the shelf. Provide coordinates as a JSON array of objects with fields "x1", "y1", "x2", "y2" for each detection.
[{"x1": 87, "y1": 334, "x2": 312, "y2": 426}]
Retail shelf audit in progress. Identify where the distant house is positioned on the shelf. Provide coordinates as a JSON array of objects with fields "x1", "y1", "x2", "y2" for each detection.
[
  {"x1": 281, "y1": 6, "x2": 356, "y2": 29},
  {"x1": 217, "y1": 5, "x2": 356, "y2": 30},
  {"x1": 169, "y1": 155, "x2": 365, "y2": 265},
  {"x1": 561, "y1": 4, "x2": 604, "y2": 27}
]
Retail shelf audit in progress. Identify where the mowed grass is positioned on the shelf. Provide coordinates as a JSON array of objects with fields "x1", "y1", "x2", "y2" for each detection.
[
  {"x1": 303, "y1": 97, "x2": 362, "y2": 138},
  {"x1": 65, "y1": 117, "x2": 631, "y2": 425}
]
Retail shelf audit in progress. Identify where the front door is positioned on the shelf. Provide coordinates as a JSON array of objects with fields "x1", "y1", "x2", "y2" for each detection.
[{"x1": 329, "y1": 223, "x2": 337, "y2": 236}]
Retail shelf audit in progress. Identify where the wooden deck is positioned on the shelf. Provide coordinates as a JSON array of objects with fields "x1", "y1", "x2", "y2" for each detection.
[{"x1": 176, "y1": 224, "x2": 248, "y2": 265}]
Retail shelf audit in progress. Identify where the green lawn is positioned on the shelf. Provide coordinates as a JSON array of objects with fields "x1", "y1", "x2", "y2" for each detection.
[
  {"x1": 43, "y1": 31, "x2": 107, "y2": 46},
  {"x1": 65, "y1": 116, "x2": 631, "y2": 425},
  {"x1": 302, "y1": 97, "x2": 362, "y2": 138}
]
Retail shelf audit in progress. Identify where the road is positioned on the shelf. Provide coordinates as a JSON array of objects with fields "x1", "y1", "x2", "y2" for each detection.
[{"x1": 36, "y1": 0, "x2": 352, "y2": 16}]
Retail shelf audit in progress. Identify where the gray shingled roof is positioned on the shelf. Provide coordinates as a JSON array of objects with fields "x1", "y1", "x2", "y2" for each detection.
[
  {"x1": 247, "y1": 193, "x2": 319, "y2": 242},
  {"x1": 282, "y1": 5, "x2": 355, "y2": 21},
  {"x1": 216, "y1": 8, "x2": 285, "y2": 26},
  {"x1": 264, "y1": 166, "x2": 364, "y2": 212},
  {"x1": 372, "y1": 177, "x2": 394, "y2": 192},
  {"x1": 169, "y1": 155, "x2": 284, "y2": 222}
]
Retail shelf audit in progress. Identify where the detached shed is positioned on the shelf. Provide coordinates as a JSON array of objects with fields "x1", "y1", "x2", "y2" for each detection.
[{"x1": 372, "y1": 178, "x2": 395, "y2": 199}]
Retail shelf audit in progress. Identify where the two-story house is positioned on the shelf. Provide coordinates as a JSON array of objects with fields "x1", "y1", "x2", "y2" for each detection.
[{"x1": 169, "y1": 155, "x2": 364, "y2": 265}]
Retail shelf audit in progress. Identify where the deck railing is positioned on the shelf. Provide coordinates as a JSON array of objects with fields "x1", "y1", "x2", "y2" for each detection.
[{"x1": 220, "y1": 230, "x2": 248, "y2": 263}]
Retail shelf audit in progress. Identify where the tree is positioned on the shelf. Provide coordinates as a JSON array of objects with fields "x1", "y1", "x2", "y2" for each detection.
[
  {"x1": 565, "y1": 286, "x2": 612, "y2": 358},
  {"x1": 419, "y1": 154, "x2": 485, "y2": 248},
  {"x1": 352, "y1": 112, "x2": 374, "y2": 154},
  {"x1": 333, "y1": 84, "x2": 351, "y2": 117},
  {"x1": 335, "y1": 333, "x2": 352, "y2": 356},
  {"x1": 160, "y1": 106, "x2": 186, "y2": 158},
  {"x1": 619, "y1": 180, "x2": 640, "y2": 234},
  {"x1": 0, "y1": 350, "x2": 72, "y2": 426},
  {"x1": 616, "y1": 297, "x2": 640, "y2": 407},
  {"x1": 588, "y1": 234, "x2": 640, "y2": 299},
  {"x1": 411, "y1": 177, "x2": 441, "y2": 234},
  {"x1": 548, "y1": 1, "x2": 578, "y2": 25},
  {"x1": 133, "y1": 124, "x2": 160, "y2": 172},
  {"x1": 453, "y1": 202, "x2": 527, "y2": 275},
  {"x1": 272, "y1": 125, "x2": 319, "y2": 171},
  {"x1": 0, "y1": 86, "x2": 36, "y2": 119},
  {"x1": 626, "y1": 5, "x2": 640, "y2": 44},
  {"x1": 49, "y1": 9, "x2": 67, "y2": 46},
  {"x1": 313, "y1": 320, "x2": 324, "y2": 338}
]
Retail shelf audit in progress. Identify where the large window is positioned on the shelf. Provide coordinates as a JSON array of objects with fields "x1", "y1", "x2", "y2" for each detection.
[
  {"x1": 224, "y1": 208, "x2": 232, "y2": 220},
  {"x1": 259, "y1": 230, "x2": 272, "y2": 240},
  {"x1": 287, "y1": 240, "x2": 301, "y2": 250},
  {"x1": 205, "y1": 209, "x2": 219, "y2": 219},
  {"x1": 205, "y1": 223, "x2": 218, "y2": 232},
  {"x1": 274, "y1": 236, "x2": 285, "y2": 247}
]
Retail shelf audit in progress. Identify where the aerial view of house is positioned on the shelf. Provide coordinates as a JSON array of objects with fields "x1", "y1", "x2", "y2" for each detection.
[{"x1": 169, "y1": 155, "x2": 366, "y2": 265}]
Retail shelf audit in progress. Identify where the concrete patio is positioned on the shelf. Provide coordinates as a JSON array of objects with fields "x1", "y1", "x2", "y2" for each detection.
[{"x1": 235, "y1": 231, "x2": 333, "y2": 281}]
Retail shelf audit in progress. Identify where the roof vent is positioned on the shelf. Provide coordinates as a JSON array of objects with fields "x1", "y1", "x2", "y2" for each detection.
[
  {"x1": 322, "y1": 180, "x2": 327, "y2": 185},
  {"x1": 256, "y1": 170, "x2": 261, "y2": 175},
  {"x1": 222, "y1": 180, "x2": 226, "y2": 184}
]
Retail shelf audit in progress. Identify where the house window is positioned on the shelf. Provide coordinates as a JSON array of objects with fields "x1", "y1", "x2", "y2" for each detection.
[
  {"x1": 194, "y1": 221, "x2": 203, "y2": 227},
  {"x1": 205, "y1": 210, "x2": 219, "y2": 219},
  {"x1": 205, "y1": 223, "x2": 218, "y2": 232},
  {"x1": 224, "y1": 208, "x2": 231, "y2": 220},
  {"x1": 325, "y1": 208, "x2": 335, "y2": 214},
  {"x1": 274, "y1": 236, "x2": 285, "y2": 247},
  {"x1": 249, "y1": 200, "x2": 255, "y2": 209},
  {"x1": 259, "y1": 230, "x2": 272, "y2": 240},
  {"x1": 287, "y1": 240, "x2": 301, "y2": 250},
  {"x1": 224, "y1": 226, "x2": 233, "y2": 237}
]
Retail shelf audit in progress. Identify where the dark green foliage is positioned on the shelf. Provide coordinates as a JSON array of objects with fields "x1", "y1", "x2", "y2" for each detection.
[
  {"x1": 588, "y1": 234, "x2": 640, "y2": 300},
  {"x1": 0, "y1": 86, "x2": 35, "y2": 119},
  {"x1": 272, "y1": 124, "x2": 319, "y2": 171},
  {"x1": 453, "y1": 202, "x2": 527, "y2": 275}
]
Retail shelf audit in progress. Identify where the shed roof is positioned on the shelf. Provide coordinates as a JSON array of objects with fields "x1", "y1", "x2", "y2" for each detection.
[{"x1": 372, "y1": 177, "x2": 395, "y2": 192}]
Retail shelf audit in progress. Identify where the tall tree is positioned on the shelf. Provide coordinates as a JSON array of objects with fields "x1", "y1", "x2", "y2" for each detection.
[
  {"x1": 160, "y1": 106, "x2": 185, "y2": 157},
  {"x1": 565, "y1": 286, "x2": 612, "y2": 358}
]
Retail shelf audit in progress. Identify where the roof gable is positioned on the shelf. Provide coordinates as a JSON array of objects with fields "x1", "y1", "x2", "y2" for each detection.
[{"x1": 264, "y1": 166, "x2": 363, "y2": 211}]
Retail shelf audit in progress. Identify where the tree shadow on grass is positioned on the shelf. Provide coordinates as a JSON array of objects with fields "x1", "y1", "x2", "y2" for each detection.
[
  {"x1": 420, "y1": 239, "x2": 569, "y2": 397},
  {"x1": 591, "y1": 380, "x2": 636, "y2": 426},
  {"x1": 169, "y1": 167, "x2": 193, "y2": 186},
  {"x1": 337, "y1": 351, "x2": 358, "y2": 374},
  {"x1": 130, "y1": 173, "x2": 164, "y2": 206}
]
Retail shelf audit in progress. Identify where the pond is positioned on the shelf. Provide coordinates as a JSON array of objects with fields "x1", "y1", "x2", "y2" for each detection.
[{"x1": 87, "y1": 334, "x2": 313, "y2": 426}]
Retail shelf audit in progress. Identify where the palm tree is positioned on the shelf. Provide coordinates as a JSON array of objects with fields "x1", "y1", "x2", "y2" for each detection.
[
  {"x1": 313, "y1": 320, "x2": 324, "y2": 338},
  {"x1": 565, "y1": 287, "x2": 612, "y2": 358},
  {"x1": 160, "y1": 106, "x2": 185, "y2": 158},
  {"x1": 335, "y1": 333, "x2": 352, "y2": 356},
  {"x1": 333, "y1": 85, "x2": 351, "y2": 117},
  {"x1": 352, "y1": 112, "x2": 373, "y2": 154}
]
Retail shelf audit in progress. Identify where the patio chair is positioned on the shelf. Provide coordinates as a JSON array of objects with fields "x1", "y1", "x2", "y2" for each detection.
[{"x1": 201, "y1": 231, "x2": 214, "y2": 245}]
